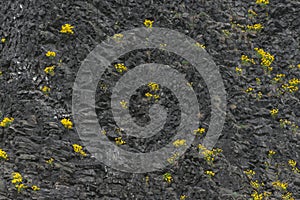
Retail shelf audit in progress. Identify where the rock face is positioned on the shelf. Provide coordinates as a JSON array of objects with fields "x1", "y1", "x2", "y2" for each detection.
[{"x1": 0, "y1": 0, "x2": 300, "y2": 199}]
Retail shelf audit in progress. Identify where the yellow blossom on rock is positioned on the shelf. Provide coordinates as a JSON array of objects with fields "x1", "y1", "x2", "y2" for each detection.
[
  {"x1": 148, "y1": 82, "x2": 159, "y2": 91},
  {"x1": 60, "y1": 24, "x2": 74, "y2": 34},
  {"x1": 72, "y1": 144, "x2": 87, "y2": 156},
  {"x1": 11, "y1": 172, "x2": 23, "y2": 184},
  {"x1": 0, "y1": 117, "x2": 14, "y2": 128},
  {"x1": 173, "y1": 139, "x2": 186, "y2": 147},
  {"x1": 272, "y1": 180, "x2": 288, "y2": 190},
  {"x1": 44, "y1": 66, "x2": 55, "y2": 76},
  {"x1": 268, "y1": 150, "x2": 276, "y2": 158},
  {"x1": 46, "y1": 157, "x2": 54, "y2": 165},
  {"x1": 235, "y1": 67, "x2": 242, "y2": 75},
  {"x1": 45, "y1": 51, "x2": 56, "y2": 57},
  {"x1": 60, "y1": 118, "x2": 73, "y2": 129},
  {"x1": 114, "y1": 63, "x2": 127, "y2": 73},
  {"x1": 256, "y1": 0, "x2": 269, "y2": 5},
  {"x1": 244, "y1": 169, "x2": 255, "y2": 178},
  {"x1": 144, "y1": 19, "x2": 154, "y2": 28},
  {"x1": 0, "y1": 148, "x2": 9, "y2": 160},
  {"x1": 1, "y1": 38, "x2": 5, "y2": 43},
  {"x1": 115, "y1": 137, "x2": 126, "y2": 145},
  {"x1": 15, "y1": 183, "x2": 27, "y2": 192},
  {"x1": 163, "y1": 172, "x2": 172, "y2": 183},
  {"x1": 32, "y1": 185, "x2": 40, "y2": 191},
  {"x1": 205, "y1": 170, "x2": 215, "y2": 177},
  {"x1": 247, "y1": 24, "x2": 263, "y2": 31},
  {"x1": 270, "y1": 108, "x2": 278, "y2": 117},
  {"x1": 194, "y1": 128, "x2": 205, "y2": 135}
]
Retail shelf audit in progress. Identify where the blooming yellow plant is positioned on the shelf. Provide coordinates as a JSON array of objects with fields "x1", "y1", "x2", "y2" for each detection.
[
  {"x1": 0, "y1": 148, "x2": 9, "y2": 160},
  {"x1": 247, "y1": 24, "x2": 263, "y2": 31},
  {"x1": 250, "y1": 180, "x2": 264, "y2": 190},
  {"x1": 72, "y1": 144, "x2": 87, "y2": 156},
  {"x1": 60, "y1": 24, "x2": 74, "y2": 34},
  {"x1": 120, "y1": 100, "x2": 128, "y2": 109},
  {"x1": 270, "y1": 108, "x2": 278, "y2": 118},
  {"x1": 173, "y1": 139, "x2": 186, "y2": 147},
  {"x1": 198, "y1": 144, "x2": 222, "y2": 165},
  {"x1": 235, "y1": 67, "x2": 242, "y2": 75},
  {"x1": 288, "y1": 159, "x2": 300, "y2": 173},
  {"x1": 256, "y1": 0, "x2": 269, "y2": 6},
  {"x1": 254, "y1": 48, "x2": 274, "y2": 72},
  {"x1": 60, "y1": 118, "x2": 73, "y2": 129},
  {"x1": 148, "y1": 82, "x2": 159, "y2": 91},
  {"x1": 112, "y1": 33, "x2": 124, "y2": 42},
  {"x1": 31, "y1": 185, "x2": 40, "y2": 191},
  {"x1": 144, "y1": 19, "x2": 154, "y2": 28},
  {"x1": 205, "y1": 170, "x2": 215, "y2": 177},
  {"x1": 114, "y1": 63, "x2": 127, "y2": 73},
  {"x1": 44, "y1": 66, "x2": 55, "y2": 76},
  {"x1": 282, "y1": 192, "x2": 295, "y2": 200},
  {"x1": 46, "y1": 157, "x2": 54, "y2": 165},
  {"x1": 1, "y1": 38, "x2": 5, "y2": 43},
  {"x1": 268, "y1": 150, "x2": 276, "y2": 158},
  {"x1": 194, "y1": 128, "x2": 205, "y2": 135},
  {"x1": 244, "y1": 169, "x2": 255, "y2": 179},
  {"x1": 115, "y1": 137, "x2": 126, "y2": 145},
  {"x1": 241, "y1": 55, "x2": 256, "y2": 65},
  {"x1": 195, "y1": 42, "x2": 205, "y2": 49},
  {"x1": 0, "y1": 117, "x2": 14, "y2": 127},
  {"x1": 163, "y1": 172, "x2": 172, "y2": 183},
  {"x1": 45, "y1": 51, "x2": 56, "y2": 57},
  {"x1": 41, "y1": 86, "x2": 50, "y2": 95},
  {"x1": 272, "y1": 180, "x2": 288, "y2": 190}
]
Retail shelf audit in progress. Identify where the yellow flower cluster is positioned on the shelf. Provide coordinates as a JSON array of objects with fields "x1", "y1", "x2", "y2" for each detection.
[
  {"x1": 115, "y1": 137, "x2": 126, "y2": 145},
  {"x1": 244, "y1": 169, "x2": 255, "y2": 178},
  {"x1": 247, "y1": 24, "x2": 263, "y2": 31},
  {"x1": 254, "y1": 48, "x2": 274, "y2": 67},
  {"x1": 60, "y1": 24, "x2": 74, "y2": 34},
  {"x1": 198, "y1": 144, "x2": 222, "y2": 165},
  {"x1": 72, "y1": 144, "x2": 87, "y2": 156},
  {"x1": 0, "y1": 148, "x2": 9, "y2": 160},
  {"x1": 145, "y1": 92, "x2": 160, "y2": 100},
  {"x1": 1, "y1": 38, "x2": 5, "y2": 43},
  {"x1": 281, "y1": 83, "x2": 299, "y2": 93},
  {"x1": 114, "y1": 63, "x2": 127, "y2": 73},
  {"x1": 120, "y1": 100, "x2": 128, "y2": 109},
  {"x1": 241, "y1": 55, "x2": 256, "y2": 65},
  {"x1": 46, "y1": 157, "x2": 54, "y2": 165},
  {"x1": 44, "y1": 66, "x2": 55, "y2": 76},
  {"x1": 173, "y1": 139, "x2": 186, "y2": 147},
  {"x1": 251, "y1": 191, "x2": 271, "y2": 200},
  {"x1": 0, "y1": 117, "x2": 14, "y2": 127},
  {"x1": 194, "y1": 128, "x2": 205, "y2": 135},
  {"x1": 41, "y1": 86, "x2": 50, "y2": 94},
  {"x1": 163, "y1": 172, "x2": 172, "y2": 183},
  {"x1": 282, "y1": 192, "x2": 295, "y2": 200},
  {"x1": 251, "y1": 180, "x2": 264, "y2": 190},
  {"x1": 180, "y1": 195, "x2": 188, "y2": 200},
  {"x1": 195, "y1": 42, "x2": 206, "y2": 49},
  {"x1": 288, "y1": 78, "x2": 300, "y2": 86},
  {"x1": 256, "y1": 0, "x2": 269, "y2": 5},
  {"x1": 112, "y1": 33, "x2": 124, "y2": 42},
  {"x1": 32, "y1": 185, "x2": 40, "y2": 191},
  {"x1": 245, "y1": 87, "x2": 254, "y2": 93},
  {"x1": 148, "y1": 82, "x2": 159, "y2": 91},
  {"x1": 268, "y1": 150, "x2": 276, "y2": 158},
  {"x1": 45, "y1": 51, "x2": 56, "y2": 57},
  {"x1": 61, "y1": 118, "x2": 73, "y2": 129},
  {"x1": 167, "y1": 152, "x2": 179, "y2": 164},
  {"x1": 270, "y1": 108, "x2": 278, "y2": 117},
  {"x1": 144, "y1": 19, "x2": 154, "y2": 28},
  {"x1": 205, "y1": 170, "x2": 215, "y2": 177},
  {"x1": 272, "y1": 180, "x2": 288, "y2": 190},
  {"x1": 248, "y1": 9, "x2": 258, "y2": 17},
  {"x1": 11, "y1": 172, "x2": 27, "y2": 192},
  {"x1": 288, "y1": 159, "x2": 300, "y2": 173},
  {"x1": 235, "y1": 67, "x2": 242, "y2": 75},
  {"x1": 272, "y1": 74, "x2": 285, "y2": 83}
]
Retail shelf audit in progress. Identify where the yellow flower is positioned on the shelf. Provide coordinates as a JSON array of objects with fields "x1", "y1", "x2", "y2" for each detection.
[
  {"x1": 45, "y1": 51, "x2": 56, "y2": 57},
  {"x1": 115, "y1": 137, "x2": 126, "y2": 145},
  {"x1": 247, "y1": 24, "x2": 263, "y2": 31},
  {"x1": 11, "y1": 172, "x2": 22, "y2": 184},
  {"x1": 15, "y1": 183, "x2": 27, "y2": 192},
  {"x1": 244, "y1": 169, "x2": 255, "y2": 178},
  {"x1": 41, "y1": 86, "x2": 50, "y2": 94},
  {"x1": 268, "y1": 150, "x2": 276, "y2": 157},
  {"x1": 241, "y1": 55, "x2": 256, "y2": 64},
  {"x1": 32, "y1": 185, "x2": 40, "y2": 191},
  {"x1": 120, "y1": 100, "x2": 128, "y2": 109},
  {"x1": 1, "y1": 38, "x2": 5, "y2": 43},
  {"x1": 60, "y1": 24, "x2": 74, "y2": 34},
  {"x1": 163, "y1": 172, "x2": 172, "y2": 183},
  {"x1": 112, "y1": 33, "x2": 124, "y2": 42},
  {"x1": 144, "y1": 19, "x2": 154, "y2": 28},
  {"x1": 0, "y1": 148, "x2": 9, "y2": 160},
  {"x1": 194, "y1": 128, "x2": 205, "y2": 135},
  {"x1": 282, "y1": 192, "x2": 295, "y2": 200},
  {"x1": 205, "y1": 170, "x2": 215, "y2": 177},
  {"x1": 245, "y1": 87, "x2": 254, "y2": 93},
  {"x1": 270, "y1": 108, "x2": 278, "y2": 117},
  {"x1": 0, "y1": 117, "x2": 14, "y2": 127},
  {"x1": 60, "y1": 118, "x2": 73, "y2": 129},
  {"x1": 195, "y1": 42, "x2": 205, "y2": 49},
  {"x1": 256, "y1": 0, "x2": 269, "y2": 5},
  {"x1": 44, "y1": 66, "x2": 55, "y2": 76},
  {"x1": 198, "y1": 145, "x2": 222, "y2": 165},
  {"x1": 72, "y1": 144, "x2": 87, "y2": 156},
  {"x1": 250, "y1": 180, "x2": 264, "y2": 190},
  {"x1": 173, "y1": 139, "x2": 186, "y2": 147},
  {"x1": 46, "y1": 157, "x2": 54, "y2": 165},
  {"x1": 114, "y1": 63, "x2": 127, "y2": 73},
  {"x1": 180, "y1": 195, "x2": 188, "y2": 200},
  {"x1": 235, "y1": 67, "x2": 242, "y2": 75},
  {"x1": 272, "y1": 180, "x2": 288, "y2": 190},
  {"x1": 148, "y1": 82, "x2": 159, "y2": 91}
]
